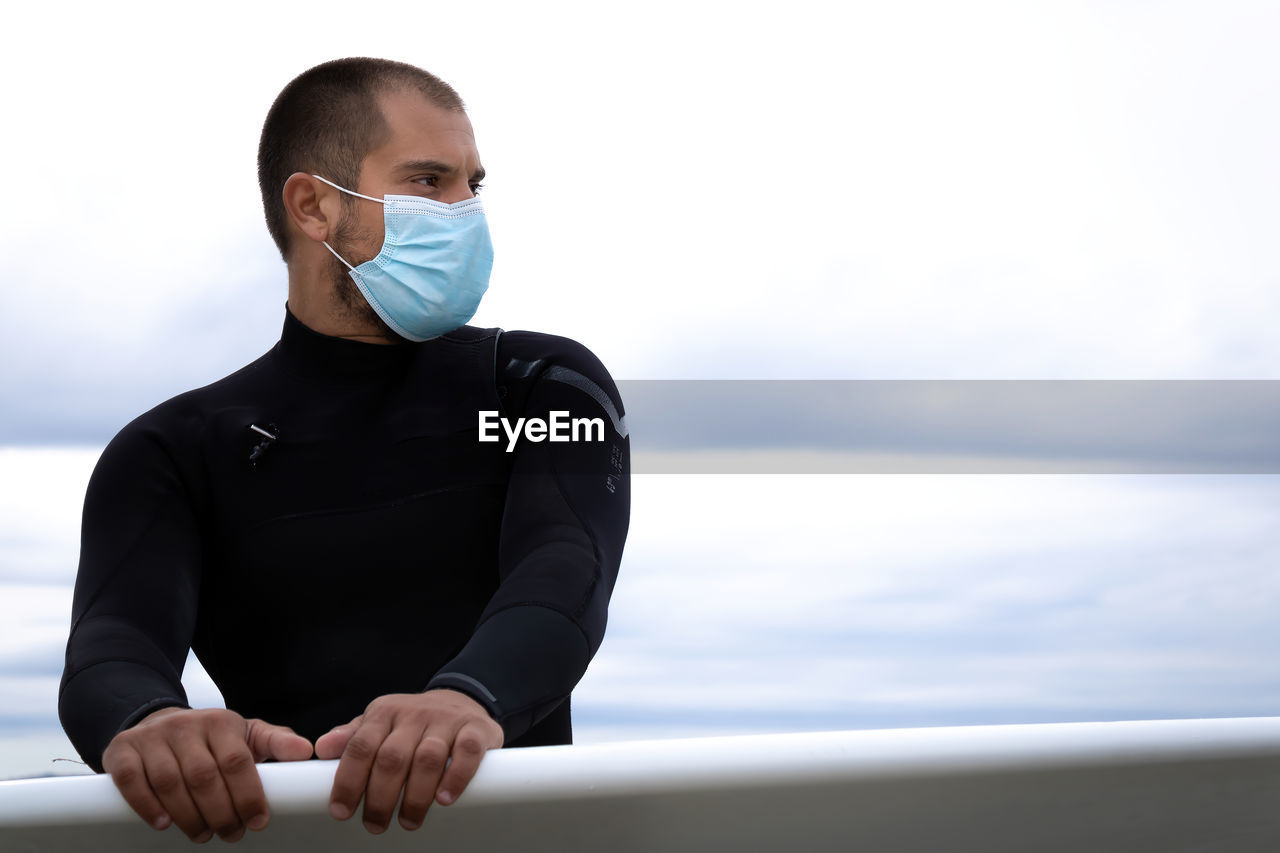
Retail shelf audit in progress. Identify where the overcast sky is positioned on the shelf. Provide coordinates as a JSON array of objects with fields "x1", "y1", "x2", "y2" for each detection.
[{"x1": 2, "y1": 0, "x2": 1279, "y2": 778}]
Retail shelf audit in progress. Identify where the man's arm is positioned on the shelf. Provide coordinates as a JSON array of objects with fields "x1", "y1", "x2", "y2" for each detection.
[
  {"x1": 425, "y1": 349, "x2": 632, "y2": 738},
  {"x1": 59, "y1": 419, "x2": 312, "y2": 843},
  {"x1": 430, "y1": 335, "x2": 630, "y2": 737},
  {"x1": 59, "y1": 423, "x2": 201, "y2": 769},
  {"x1": 318, "y1": 334, "x2": 631, "y2": 832}
]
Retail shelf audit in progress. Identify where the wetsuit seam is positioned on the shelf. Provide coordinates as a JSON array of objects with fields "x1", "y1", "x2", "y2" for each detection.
[
  {"x1": 502, "y1": 690, "x2": 574, "y2": 723},
  {"x1": 475, "y1": 601, "x2": 594, "y2": 649},
  {"x1": 113, "y1": 697, "x2": 192, "y2": 739},
  {"x1": 491, "y1": 329, "x2": 510, "y2": 420},
  {"x1": 69, "y1": 510, "x2": 175, "y2": 637},
  {"x1": 60, "y1": 655, "x2": 182, "y2": 688},
  {"x1": 241, "y1": 482, "x2": 496, "y2": 533},
  {"x1": 507, "y1": 361, "x2": 605, "y2": 619},
  {"x1": 72, "y1": 419, "x2": 206, "y2": 637},
  {"x1": 547, "y1": 423, "x2": 604, "y2": 619},
  {"x1": 272, "y1": 359, "x2": 399, "y2": 387},
  {"x1": 440, "y1": 326, "x2": 502, "y2": 344}
]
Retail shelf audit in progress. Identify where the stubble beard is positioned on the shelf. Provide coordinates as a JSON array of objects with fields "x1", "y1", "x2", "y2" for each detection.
[{"x1": 329, "y1": 210, "x2": 401, "y2": 343}]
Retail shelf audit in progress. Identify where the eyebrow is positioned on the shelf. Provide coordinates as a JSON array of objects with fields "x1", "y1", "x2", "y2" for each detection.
[{"x1": 397, "y1": 159, "x2": 487, "y2": 183}]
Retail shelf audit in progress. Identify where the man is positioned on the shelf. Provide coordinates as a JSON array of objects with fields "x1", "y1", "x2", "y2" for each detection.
[{"x1": 58, "y1": 57, "x2": 630, "y2": 843}]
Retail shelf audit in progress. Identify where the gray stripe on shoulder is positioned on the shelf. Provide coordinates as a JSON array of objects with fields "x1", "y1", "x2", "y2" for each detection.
[{"x1": 542, "y1": 366, "x2": 629, "y2": 438}]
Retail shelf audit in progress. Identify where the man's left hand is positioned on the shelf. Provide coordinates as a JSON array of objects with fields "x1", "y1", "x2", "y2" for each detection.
[{"x1": 316, "y1": 689, "x2": 504, "y2": 833}]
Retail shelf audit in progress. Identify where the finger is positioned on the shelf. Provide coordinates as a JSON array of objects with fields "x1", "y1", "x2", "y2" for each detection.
[
  {"x1": 172, "y1": 729, "x2": 243, "y2": 842},
  {"x1": 315, "y1": 717, "x2": 362, "y2": 761},
  {"x1": 397, "y1": 729, "x2": 453, "y2": 830},
  {"x1": 138, "y1": 741, "x2": 210, "y2": 842},
  {"x1": 362, "y1": 725, "x2": 426, "y2": 833},
  {"x1": 434, "y1": 722, "x2": 495, "y2": 807},
  {"x1": 247, "y1": 719, "x2": 314, "y2": 763},
  {"x1": 208, "y1": 721, "x2": 269, "y2": 833},
  {"x1": 103, "y1": 743, "x2": 172, "y2": 831},
  {"x1": 328, "y1": 716, "x2": 388, "y2": 822}
]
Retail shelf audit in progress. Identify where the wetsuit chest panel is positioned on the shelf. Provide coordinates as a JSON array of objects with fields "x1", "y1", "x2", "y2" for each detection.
[
  {"x1": 188, "y1": 331, "x2": 511, "y2": 733},
  {"x1": 59, "y1": 317, "x2": 629, "y2": 767}
]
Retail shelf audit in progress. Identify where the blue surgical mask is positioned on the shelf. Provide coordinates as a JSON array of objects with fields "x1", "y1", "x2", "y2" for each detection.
[{"x1": 313, "y1": 174, "x2": 494, "y2": 341}]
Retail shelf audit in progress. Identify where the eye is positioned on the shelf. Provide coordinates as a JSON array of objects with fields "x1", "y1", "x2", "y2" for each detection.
[{"x1": 413, "y1": 176, "x2": 439, "y2": 188}]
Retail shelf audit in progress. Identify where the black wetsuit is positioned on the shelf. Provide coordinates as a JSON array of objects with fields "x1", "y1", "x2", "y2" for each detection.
[{"x1": 58, "y1": 309, "x2": 630, "y2": 773}]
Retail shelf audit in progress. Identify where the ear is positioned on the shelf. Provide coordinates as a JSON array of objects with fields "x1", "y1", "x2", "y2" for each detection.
[{"x1": 282, "y1": 173, "x2": 339, "y2": 247}]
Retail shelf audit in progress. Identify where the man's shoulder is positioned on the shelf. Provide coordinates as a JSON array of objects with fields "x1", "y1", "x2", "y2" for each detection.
[
  {"x1": 487, "y1": 328, "x2": 624, "y2": 419},
  {"x1": 107, "y1": 347, "x2": 279, "y2": 448},
  {"x1": 493, "y1": 329, "x2": 615, "y2": 384}
]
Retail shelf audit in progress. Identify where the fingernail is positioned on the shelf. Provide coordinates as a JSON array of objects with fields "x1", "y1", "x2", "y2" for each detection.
[
  {"x1": 400, "y1": 817, "x2": 422, "y2": 831},
  {"x1": 248, "y1": 814, "x2": 269, "y2": 831},
  {"x1": 330, "y1": 802, "x2": 351, "y2": 820},
  {"x1": 363, "y1": 820, "x2": 386, "y2": 834},
  {"x1": 194, "y1": 830, "x2": 213, "y2": 844},
  {"x1": 151, "y1": 814, "x2": 171, "y2": 831},
  {"x1": 437, "y1": 789, "x2": 453, "y2": 805}
]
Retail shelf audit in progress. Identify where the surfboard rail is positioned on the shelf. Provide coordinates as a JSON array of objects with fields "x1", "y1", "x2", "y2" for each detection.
[{"x1": 3, "y1": 717, "x2": 1279, "y2": 851}]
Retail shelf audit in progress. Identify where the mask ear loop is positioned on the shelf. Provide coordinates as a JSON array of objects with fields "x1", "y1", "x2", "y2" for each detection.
[
  {"x1": 311, "y1": 174, "x2": 387, "y2": 204},
  {"x1": 321, "y1": 240, "x2": 357, "y2": 271},
  {"x1": 311, "y1": 174, "x2": 387, "y2": 269}
]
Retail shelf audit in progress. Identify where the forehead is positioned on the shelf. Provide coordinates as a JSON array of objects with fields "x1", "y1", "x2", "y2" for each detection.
[{"x1": 364, "y1": 87, "x2": 480, "y2": 173}]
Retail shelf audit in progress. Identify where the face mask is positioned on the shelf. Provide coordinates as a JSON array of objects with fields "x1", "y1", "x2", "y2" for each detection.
[{"x1": 313, "y1": 174, "x2": 494, "y2": 341}]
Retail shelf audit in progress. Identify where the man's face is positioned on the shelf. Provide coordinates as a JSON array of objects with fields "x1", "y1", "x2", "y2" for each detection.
[{"x1": 329, "y1": 88, "x2": 486, "y2": 339}]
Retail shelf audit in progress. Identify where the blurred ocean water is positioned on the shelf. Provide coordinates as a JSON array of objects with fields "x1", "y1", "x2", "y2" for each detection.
[{"x1": 3, "y1": 448, "x2": 1279, "y2": 779}]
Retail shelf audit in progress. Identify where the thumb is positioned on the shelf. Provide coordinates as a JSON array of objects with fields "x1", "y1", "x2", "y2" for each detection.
[
  {"x1": 314, "y1": 717, "x2": 362, "y2": 760},
  {"x1": 246, "y1": 719, "x2": 314, "y2": 762}
]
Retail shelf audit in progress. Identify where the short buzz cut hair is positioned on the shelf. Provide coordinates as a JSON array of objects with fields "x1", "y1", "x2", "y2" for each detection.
[{"x1": 257, "y1": 57, "x2": 466, "y2": 260}]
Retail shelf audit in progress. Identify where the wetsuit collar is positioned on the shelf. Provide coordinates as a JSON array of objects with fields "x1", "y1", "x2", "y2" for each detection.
[{"x1": 276, "y1": 306, "x2": 419, "y2": 381}]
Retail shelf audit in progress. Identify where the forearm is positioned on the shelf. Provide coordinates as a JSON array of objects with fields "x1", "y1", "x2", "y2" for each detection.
[
  {"x1": 60, "y1": 423, "x2": 203, "y2": 773},
  {"x1": 437, "y1": 335, "x2": 630, "y2": 743},
  {"x1": 433, "y1": 444, "x2": 626, "y2": 743},
  {"x1": 59, "y1": 658, "x2": 190, "y2": 774},
  {"x1": 426, "y1": 604, "x2": 592, "y2": 743}
]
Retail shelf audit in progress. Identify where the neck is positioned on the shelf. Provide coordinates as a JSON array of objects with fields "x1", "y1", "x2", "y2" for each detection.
[{"x1": 286, "y1": 257, "x2": 399, "y2": 345}]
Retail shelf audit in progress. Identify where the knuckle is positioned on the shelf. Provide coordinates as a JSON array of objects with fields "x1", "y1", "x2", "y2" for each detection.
[
  {"x1": 183, "y1": 760, "x2": 221, "y2": 791},
  {"x1": 454, "y1": 734, "x2": 485, "y2": 757},
  {"x1": 149, "y1": 769, "x2": 184, "y2": 795},
  {"x1": 206, "y1": 712, "x2": 238, "y2": 735},
  {"x1": 164, "y1": 713, "x2": 194, "y2": 734},
  {"x1": 111, "y1": 760, "x2": 144, "y2": 788},
  {"x1": 412, "y1": 742, "x2": 447, "y2": 773},
  {"x1": 217, "y1": 748, "x2": 254, "y2": 775},
  {"x1": 344, "y1": 736, "x2": 378, "y2": 762},
  {"x1": 374, "y1": 746, "x2": 410, "y2": 773}
]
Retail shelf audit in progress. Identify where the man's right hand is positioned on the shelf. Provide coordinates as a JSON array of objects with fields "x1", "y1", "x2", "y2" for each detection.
[{"x1": 101, "y1": 707, "x2": 314, "y2": 843}]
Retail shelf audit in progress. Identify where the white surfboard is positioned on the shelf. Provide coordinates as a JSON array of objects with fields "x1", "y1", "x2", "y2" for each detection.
[{"x1": 3, "y1": 717, "x2": 1280, "y2": 852}]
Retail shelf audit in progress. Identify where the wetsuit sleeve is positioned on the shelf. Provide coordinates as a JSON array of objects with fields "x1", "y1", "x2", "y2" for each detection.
[
  {"x1": 426, "y1": 339, "x2": 630, "y2": 743},
  {"x1": 58, "y1": 421, "x2": 200, "y2": 773}
]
